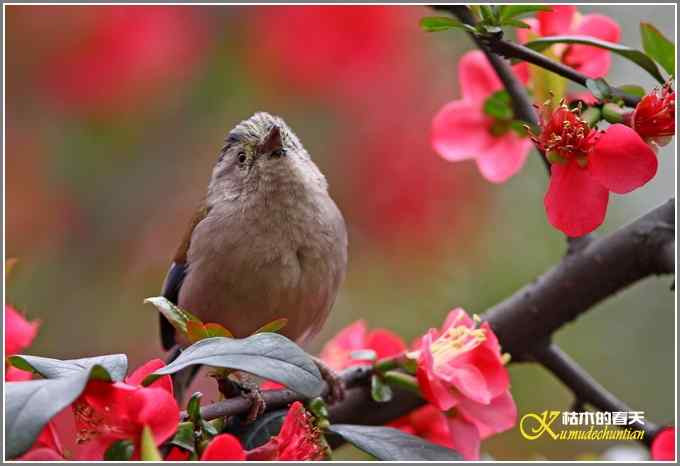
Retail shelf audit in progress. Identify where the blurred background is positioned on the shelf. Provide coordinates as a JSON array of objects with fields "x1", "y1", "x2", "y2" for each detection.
[{"x1": 5, "y1": 4, "x2": 675, "y2": 460}]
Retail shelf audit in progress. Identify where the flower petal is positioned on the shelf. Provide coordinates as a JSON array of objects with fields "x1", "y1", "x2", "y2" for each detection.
[
  {"x1": 5, "y1": 304, "x2": 40, "y2": 355},
  {"x1": 537, "y1": 5, "x2": 576, "y2": 36},
  {"x1": 366, "y1": 329, "x2": 407, "y2": 359},
  {"x1": 319, "y1": 320, "x2": 367, "y2": 370},
  {"x1": 201, "y1": 434, "x2": 246, "y2": 461},
  {"x1": 416, "y1": 332, "x2": 459, "y2": 411},
  {"x1": 475, "y1": 133, "x2": 532, "y2": 183},
  {"x1": 565, "y1": 14, "x2": 620, "y2": 78},
  {"x1": 459, "y1": 50, "x2": 503, "y2": 101},
  {"x1": 441, "y1": 308, "x2": 475, "y2": 332},
  {"x1": 457, "y1": 390, "x2": 518, "y2": 439},
  {"x1": 651, "y1": 427, "x2": 676, "y2": 461},
  {"x1": 432, "y1": 100, "x2": 492, "y2": 162},
  {"x1": 124, "y1": 359, "x2": 172, "y2": 394},
  {"x1": 442, "y1": 363, "x2": 492, "y2": 405},
  {"x1": 456, "y1": 344, "x2": 509, "y2": 399},
  {"x1": 446, "y1": 415, "x2": 481, "y2": 460},
  {"x1": 544, "y1": 161, "x2": 610, "y2": 237},
  {"x1": 588, "y1": 124, "x2": 658, "y2": 194}
]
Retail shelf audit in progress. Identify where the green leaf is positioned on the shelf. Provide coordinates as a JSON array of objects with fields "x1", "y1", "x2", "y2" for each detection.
[
  {"x1": 419, "y1": 16, "x2": 473, "y2": 33},
  {"x1": 171, "y1": 422, "x2": 196, "y2": 453},
  {"x1": 586, "y1": 78, "x2": 612, "y2": 100},
  {"x1": 140, "y1": 425, "x2": 162, "y2": 461},
  {"x1": 104, "y1": 440, "x2": 135, "y2": 461},
  {"x1": 618, "y1": 84, "x2": 646, "y2": 98},
  {"x1": 370, "y1": 375, "x2": 393, "y2": 402},
  {"x1": 479, "y1": 5, "x2": 497, "y2": 24},
  {"x1": 501, "y1": 19, "x2": 532, "y2": 29},
  {"x1": 483, "y1": 90, "x2": 513, "y2": 120},
  {"x1": 350, "y1": 349, "x2": 377, "y2": 361},
  {"x1": 498, "y1": 5, "x2": 551, "y2": 21},
  {"x1": 148, "y1": 333, "x2": 323, "y2": 398},
  {"x1": 6, "y1": 356, "x2": 127, "y2": 459},
  {"x1": 187, "y1": 392, "x2": 203, "y2": 424},
  {"x1": 525, "y1": 35, "x2": 666, "y2": 84},
  {"x1": 254, "y1": 318, "x2": 288, "y2": 334},
  {"x1": 327, "y1": 425, "x2": 462, "y2": 460},
  {"x1": 640, "y1": 22, "x2": 675, "y2": 76},
  {"x1": 204, "y1": 323, "x2": 234, "y2": 338},
  {"x1": 144, "y1": 296, "x2": 202, "y2": 334}
]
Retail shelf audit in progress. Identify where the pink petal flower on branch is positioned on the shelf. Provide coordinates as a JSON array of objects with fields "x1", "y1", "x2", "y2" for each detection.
[
  {"x1": 535, "y1": 104, "x2": 658, "y2": 237},
  {"x1": 72, "y1": 359, "x2": 178, "y2": 460},
  {"x1": 630, "y1": 83, "x2": 676, "y2": 147},
  {"x1": 651, "y1": 427, "x2": 676, "y2": 461},
  {"x1": 319, "y1": 320, "x2": 406, "y2": 370},
  {"x1": 390, "y1": 405, "x2": 455, "y2": 449},
  {"x1": 5, "y1": 304, "x2": 40, "y2": 356},
  {"x1": 432, "y1": 51, "x2": 532, "y2": 183}
]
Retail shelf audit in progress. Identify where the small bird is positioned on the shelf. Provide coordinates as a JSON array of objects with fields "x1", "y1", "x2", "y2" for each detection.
[{"x1": 160, "y1": 112, "x2": 348, "y2": 410}]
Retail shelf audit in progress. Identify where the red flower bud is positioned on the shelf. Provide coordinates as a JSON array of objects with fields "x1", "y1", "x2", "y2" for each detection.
[{"x1": 631, "y1": 83, "x2": 675, "y2": 147}]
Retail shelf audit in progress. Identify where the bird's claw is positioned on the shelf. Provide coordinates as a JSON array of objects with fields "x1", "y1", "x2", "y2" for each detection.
[
  {"x1": 242, "y1": 385, "x2": 267, "y2": 424},
  {"x1": 312, "y1": 356, "x2": 345, "y2": 404}
]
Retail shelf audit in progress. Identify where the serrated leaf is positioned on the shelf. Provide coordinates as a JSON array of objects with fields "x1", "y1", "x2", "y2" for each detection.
[
  {"x1": 6, "y1": 357, "x2": 125, "y2": 459},
  {"x1": 525, "y1": 35, "x2": 665, "y2": 84},
  {"x1": 350, "y1": 349, "x2": 377, "y2": 361},
  {"x1": 140, "y1": 425, "x2": 162, "y2": 461},
  {"x1": 483, "y1": 90, "x2": 513, "y2": 120},
  {"x1": 370, "y1": 375, "x2": 393, "y2": 402},
  {"x1": 171, "y1": 422, "x2": 196, "y2": 453},
  {"x1": 640, "y1": 22, "x2": 675, "y2": 76},
  {"x1": 586, "y1": 78, "x2": 612, "y2": 100},
  {"x1": 254, "y1": 318, "x2": 288, "y2": 335},
  {"x1": 328, "y1": 425, "x2": 462, "y2": 460},
  {"x1": 419, "y1": 16, "x2": 473, "y2": 33},
  {"x1": 144, "y1": 296, "x2": 202, "y2": 334},
  {"x1": 8, "y1": 354, "x2": 127, "y2": 381},
  {"x1": 104, "y1": 439, "x2": 135, "y2": 461},
  {"x1": 148, "y1": 333, "x2": 322, "y2": 398},
  {"x1": 498, "y1": 5, "x2": 551, "y2": 21}
]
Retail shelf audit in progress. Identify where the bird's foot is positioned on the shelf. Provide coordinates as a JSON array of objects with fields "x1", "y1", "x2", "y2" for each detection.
[
  {"x1": 241, "y1": 381, "x2": 267, "y2": 424},
  {"x1": 311, "y1": 356, "x2": 345, "y2": 404},
  {"x1": 216, "y1": 373, "x2": 267, "y2": 424}
]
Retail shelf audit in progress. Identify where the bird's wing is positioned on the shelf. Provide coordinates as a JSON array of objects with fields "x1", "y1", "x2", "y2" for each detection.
[{"x1": 159, "y1": 203, "x2": 211, "y2": 350}]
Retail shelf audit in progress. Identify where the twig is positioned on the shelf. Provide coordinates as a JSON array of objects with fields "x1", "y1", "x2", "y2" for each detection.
[{"x1": 532, "y1": 344, "x2": 660, "y2": 445}]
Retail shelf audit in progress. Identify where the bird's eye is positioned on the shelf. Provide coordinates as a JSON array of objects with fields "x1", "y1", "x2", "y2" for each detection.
[{"x1": 237, "y1": 152, "x2": 247, "y2": 163}]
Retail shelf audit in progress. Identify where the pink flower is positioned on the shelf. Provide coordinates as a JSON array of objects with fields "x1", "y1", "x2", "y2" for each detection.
[
  {"x1": 246, "y1": 402, "x2": 326, "y2": 461},
  {"x1": 18, "y1": 422, "x2": 65, "y2": 461},
  {"x1": 201, "y1": 434, "x2": 247, "y2": 461},
  {"x1": 72, "y1": 359, "x2": 178, "y2": 460},
  {"x1": 432, "y1": 51, "x2": 533, "y2": 183},
  {"x1": 630, "y1": 83, "x2": 675, "y2": 147},
  {"x1": 5, "y1": 304, "x2": 40, "y2": 356},
  {"x1": 518, "y1": 6, "x2": 620, "y2": 78},
  {"x1": 389, "y1": 405, "x2": 454, "y2": 449},
  {"x1": 415, "y1": 308, "x2": 516, "y2": 460},
  {"x1": 535, "y1": 104, "x2": 658, "y2": 237},
  {"x1": 651, "y1": 427, "x2": 676, "y2": 461},
  {"x1": 319, "y1": 320, "x2": 406, "y2": 370}
]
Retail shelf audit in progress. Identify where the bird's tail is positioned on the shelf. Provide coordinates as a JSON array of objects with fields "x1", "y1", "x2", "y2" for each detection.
[{"x1": 165, "y1": 346, "x2": 201, "y2": 405}]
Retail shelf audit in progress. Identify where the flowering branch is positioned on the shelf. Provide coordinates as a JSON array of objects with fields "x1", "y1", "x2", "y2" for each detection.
[{"x1": 184, "y1": 199, "x2": 675, "y2": 438}]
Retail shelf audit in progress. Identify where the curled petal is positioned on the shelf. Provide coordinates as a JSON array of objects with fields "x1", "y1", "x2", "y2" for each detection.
[
  {"x1": 416, "y1": 332, "x2": 459, "y2": 411},
  {"x1": 458, "y1": 50, "x2": 502, "y2": 101},
  {"x1": 588, "y1": 124, "x2": 658, "y2": 194},
  {"x1": 441, "y1": 308, "x2": 475, "y2": 332},
  {"x1": 457, "y1": 390, "x2": 517, "y2": 440},
  {"x1": 536, "y1": 5, "x2": 576, "y2": 36},
  {"x1": 545, "y1": 162, "x2": 609, "y2": 237},
  {"x1": 475, "y1": 133, "x2": 532, "y2": 183},
  {"x1": 432, "y1": 100, "x2": 492, "y2": 162},
  {"x1": 125, "y1": 359, "x2": 173, "y2": 394},
  {"x1": 455, "y1": 344, "x2": 509, "y2": 399}
]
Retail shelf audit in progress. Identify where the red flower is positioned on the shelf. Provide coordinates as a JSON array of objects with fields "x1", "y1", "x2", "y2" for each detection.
[
  {"x1": 319, "y1": 320, "x2": 406, "y2": 370},
  {"x1": 535, "y1": 104, "x2": 658, "y2": 236},
  {"x1": 246, "y1": 402, "x2": 326, "y2": 461},
  {"x1": 201, "y1": 434, "x2": 247, "y2": 461},
  {"x1": 415, "y1": 308, "x2": 516, "y2": 460},
  {"x1": 631, "y1": 83, "x2": 675, "y2": 147},
  {"x1": 390, "y1": 405, "x2": 455, "y2": 449},
  {"x1": 651, "y1": 427, "x2": 676, "y2": 461},
  {"x1": 18, "y1": 421, "x2": 65, "y2": 461},
  {"x1": 43, "y1": 6, "x2": 207, "y2": 116},
  {"x1": 432, "y1": 51, "x2": 532, "y2": 183},
  {"x1": 5, "y1": 304, "x2": 39, "y2": 355},
  {"x1": 72, "y1": 359, "x2": 178, "y2": 460},
  {"x1": 517, "y1": 6, "x2": 620, "y2": 78}
]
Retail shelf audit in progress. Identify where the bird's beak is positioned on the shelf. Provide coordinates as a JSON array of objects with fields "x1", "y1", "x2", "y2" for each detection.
[{"x1": 259, "y1": 125, "x2": 283, "y2": 158}]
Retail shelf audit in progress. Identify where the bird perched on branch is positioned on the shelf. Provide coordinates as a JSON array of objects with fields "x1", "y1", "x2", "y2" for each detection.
[{"x1": 160, "y1": 112, "x2": 348, "y2": 414}]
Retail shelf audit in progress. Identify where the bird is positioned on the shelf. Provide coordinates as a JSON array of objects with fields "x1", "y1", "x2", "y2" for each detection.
[{"x1": 160, "y1": 112, "x2": 348, "y2": 413}]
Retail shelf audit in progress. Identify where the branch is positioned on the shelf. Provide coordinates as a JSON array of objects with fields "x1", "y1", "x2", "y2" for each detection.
[
  {"x1": 185, "y1": 200, "x2": 674, "y2": 436},
  {"x1": 532, "y1": 344, "x2": 660, "y2": 445}
]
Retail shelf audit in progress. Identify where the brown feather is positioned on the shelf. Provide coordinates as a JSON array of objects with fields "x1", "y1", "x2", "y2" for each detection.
[{"x1": 173, "y1": 202, "x2": 211, "y2": 264}]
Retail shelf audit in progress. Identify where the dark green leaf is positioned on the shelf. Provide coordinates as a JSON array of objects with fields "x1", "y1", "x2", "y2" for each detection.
[
  {"x1": 618, "y1": 84, "x2": 646, "y2": 98},
  {"x1": 148, "y1": 333, "x2": 322, "y2": 398},
  {"x1": 328, "y1": 425, "x2": 462, "y2": 460},
  {"x1": 104, "y1": 440, "x2": 135, "y2": 461},
  {"x1": 586, "y1": 78, "x2": 612, "y2": 100},
  {"x1": 232, "y1": 409, "x2": 287, "y2": 449},
  {"x1": 525, "y1": 35, "x2": 665, "y2": 84},
  {"x1": 171, "y1": 422, "x2": 196, "y2": 453},
  {"x1": 308, "y1": 397, "x2": 329, "y2": 419},
  {"x1": 483, "y1": 90, "x2": 513, "y2": 120},
  {"x1": 9, "y1": 354, "x2": 127, "y2": 381},
  {"x1": 6, "y1": 358, "x2": 124, "y2": 459},
  {"x1": 419, "y1": 16, "x2": 472, "y2": 33},
  {"x1": 498, "y1": 5, "x2": 551, "y2": 21},
  {"x1": 370, "y1": 375, "x2": 393, "y2": 402},
  {"x1": 350, "y1": 349, "x2": 377, "y2": 361},
  {"x1": 640, "y1": 22, "x2": 675, "y2": 76},
  {"x1": 145, "y1": 296, "x2": 202, "y2": 334}
]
